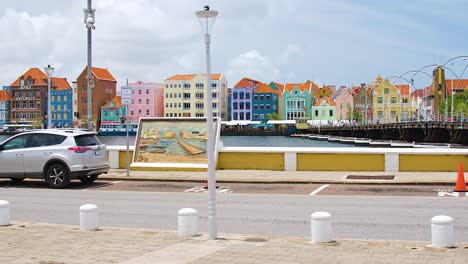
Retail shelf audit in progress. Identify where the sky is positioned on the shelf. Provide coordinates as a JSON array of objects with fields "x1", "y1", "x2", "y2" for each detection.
[{"x1": 1, "y1": 0, "x2": 468, "y2": 91}]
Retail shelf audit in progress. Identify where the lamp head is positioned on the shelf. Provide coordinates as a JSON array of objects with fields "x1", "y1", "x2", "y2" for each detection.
[{"x1": 196, "y1": 5, "x2": 218, "y2": 34}]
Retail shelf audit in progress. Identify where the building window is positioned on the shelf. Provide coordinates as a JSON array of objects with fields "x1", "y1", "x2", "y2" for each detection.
[
  {"x1": 240, "y1": 102, "x2": 244, "y2": 110},
  {"x1": 146, "y1": 109, "x2": 150, "y2": 115},
  {"x1": 196, "y1": 93, "x2": 204, "y2": 99},
  {"x1": 233, "y1": 92, "x2": 238, "y2": 100},
  {"x1": 377, "y1": 97, "x2": 383, "y2": 104},
  {"x1": 146, "y1": 89, "x2": 149, "y2": 95},
  {"x1": 183, "y1": 103, "x2": 191, "y2": 110},
  {"x1": 391, "y1": 97, "x2": 397, "y2": 104},
  {"x1": 239, "y1": 92, "x2": 244, "y2": 100},
  {"x1": 146, "y1": 99, "x2": 150, "y2": 105},
  {"x1": 246, "y1": 103, "x2": 250, "y2": 110},
  {"x1": 138, "y1": 109, "x2": 142, "y2": 114},
  {"x1": 329, "y1": 110, "x2": 334, "y2": 116},
  {"x1": 260, "y1": 95, "x2": 264, "y2": 100},
  {"x1": 131, "y1": 110, "x2": 134, "y2": 115},
  {"x1": 254, "y1": 104, "x2": 258, "y2": 110},
  {"x1": 29, "y1": 102, "x2": 34, "y2": 108},
  {"x1": 183, "y1": 93, "x2": 191, "y2": 99},
  {"x1": 315, "y1": 110, "x2": 319, "y2": 117},
  {"x1": 138, "y1": 99, "x2": 142, "y2": 104},
  {"x1": 233, "y1": 102, "x2": 238, "y2": 110},
  {"x1": 266, "y1": 105, "x2": 270, "y2": 110},
  {"x1": 266, "y1": 95, "x2": 270, "y2": 100},
  {"x1": 212, "y1": 103, "x2": 217, "y2": 109},
  {"x1": 22, "y1": 102, "x2": 26, "y2": 108},
  {"x1": 246, "y1": 93, "x2": 250, "y2": 100},
  {"x1": 212, "y1": 92, "x2": 217, "y2": 99},
  {"x1": 260, "y1": 105, "x2": 264, "y2": 110},
  {"x1": 254, "y1": 95, "x2": 258, "y2": 100},
  {"x1": 239, "y1": 112, "x2": 244, "y2": 120},
  {"x1": 195, "y1": 103, "x2": 204, "y2": 109},
  {"x1": 138, "y1": 90, "x2": 141, "y2": 95}
]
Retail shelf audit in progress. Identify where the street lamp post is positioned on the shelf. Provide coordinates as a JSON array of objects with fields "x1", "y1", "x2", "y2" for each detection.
[
  {"x1": 196, "y1": 5, "x2": 218, "y2": 240},
  {"x1": 44, "y1": 65, "x2": 54, "y2": 129},
  {"x1": 84, "y1": 0, "x2": 95, "y2": 130}
]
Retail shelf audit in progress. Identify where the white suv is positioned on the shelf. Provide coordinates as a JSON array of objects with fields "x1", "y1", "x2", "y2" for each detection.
[{"x1": 0, "y1": 129, "x2": 110, "y2": 188}]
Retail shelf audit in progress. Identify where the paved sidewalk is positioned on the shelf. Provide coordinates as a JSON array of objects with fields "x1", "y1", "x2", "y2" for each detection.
[
  {"x1": 100, "y1": 169, "x2": 458, "y2": 185},
  {"x1": 1, "y1": 222, "x2": 466, "y2": 264}
]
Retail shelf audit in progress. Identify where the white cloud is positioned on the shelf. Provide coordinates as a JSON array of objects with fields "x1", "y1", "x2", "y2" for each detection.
[{"x1": 226, "y1": 50, "x2": 280, "y2": 85}]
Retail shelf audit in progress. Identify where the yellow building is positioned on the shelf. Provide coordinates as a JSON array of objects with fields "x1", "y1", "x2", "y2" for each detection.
[
  {"x1": 163, "y1": 74, "x2": 228, "y2": 120},
  {"x1": 372, "y1": 76, "x2": 402, "y2": 123}
]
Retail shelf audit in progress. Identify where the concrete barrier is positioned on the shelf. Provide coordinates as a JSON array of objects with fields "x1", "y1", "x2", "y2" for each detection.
[
  {"x1": 310, "y1": 211, "x2": 332, "y2": 243},
  {"x1": 178, "y1": 208, "x2": 198, "y2": 237},
  {"x1": 431, "y1": 215, "x2": 454, "y2": 248},
  {"x1": 80, "y1": 204, "x2": 98, "y2": 231},
  {"x1": 0, "y1": 200, "x2": 10, "y2": 226}
]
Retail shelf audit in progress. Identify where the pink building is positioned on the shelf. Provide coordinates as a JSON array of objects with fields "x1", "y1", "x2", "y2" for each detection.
[
  {"x1": 334, "y1": 86, "x2": 354, "y2": 120},
  {"x1": 127, "y1": 81, "x2": 164, "y2": 122}
]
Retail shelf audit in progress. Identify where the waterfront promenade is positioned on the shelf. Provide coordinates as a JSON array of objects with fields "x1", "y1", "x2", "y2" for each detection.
[
  {"x1": 1, "y1": 221, "x2": 467, "y2": 264},
  {"x1": 1, "y1": 169, "x2": 466, "y2": 263}
]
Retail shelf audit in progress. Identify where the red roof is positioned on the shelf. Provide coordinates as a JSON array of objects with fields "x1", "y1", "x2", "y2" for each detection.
[
  {"x1": 395, "y1": 84, "x2": 410, "y2": 96},
  {"x1": 104, "y1": 96, "x2": 122, "y2": 107},
  {"x1": 92, "y1": 67, "x2": 116, "y2": 81},
  {"x1": 271, "y1": 82, "x2": 284, "y2": 91},
  {"x1": 411, "y1": 89, "x2": 424, "y2": 98},
  {"x1": 284, "y1": 80, "x2": 316, "y2": 93},
  {"x1": 234, "y1": 77, "x2": 262, "y2": 88},
  {"x1": 445, "y1": 79, "x2": 468, "y2": 94},
  {"x1": 11, "y1": 68, "x2": 48, "y2": 86},
  {"x1": 51, "y1": 77, "x2": 72, "y2": 90},
  {"x1": 314, "y1": 97, "x2": 336, "y2": 106},
  {"x1": 254, "y1": 82, "x2": 282, "y2": 96},
  {"x1": 0, "y1": 90, "x2": 10, "y2": 101}
]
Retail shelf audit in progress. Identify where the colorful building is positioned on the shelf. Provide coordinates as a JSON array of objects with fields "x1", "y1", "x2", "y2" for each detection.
[
  {"x1": 50, "y1": 77, "x2": 72, "y2": 128},
  {"x1": 395, "y1": 84, "x2": 410, "y2": 122},
  {"x1": 127, "y1": 81, "x2": 164, "y2": 122},
  {"x1": 101, "y1": 96, "x2": 126, "y2": 124},
  {"x1": 229, "y1": 78, "x2": 259, "y2": 121},
  {"x1": 9, "y1": 68, "x2": 55, "y2": 126},
  {"x1": 75, "y1": 67, "x2": 117, "y2": 129},
  {"x1": 334, "y1": 86, "x2": 353, "y2": 121},
  {"x1": 353, "y1": 84, "x2": 374, "y2": 124},
  {"x1": 282, "y1": 81, "x2": 317, "y2": 120},
  {"x1": 0, "y1": 90, "x2": 10, "y2": 127},
  {"x1": 371, "y1": 76, "x2": 402, "y2": 124},
  {"x1": 311, "y1": 97, "x2": 337, "y2": 123},
  {"x1": 252, "y1": 82, "x2": 281, "y2": 122},
  {"x1": 163, "y1": 74, "x2": 228, "y2": 119}
]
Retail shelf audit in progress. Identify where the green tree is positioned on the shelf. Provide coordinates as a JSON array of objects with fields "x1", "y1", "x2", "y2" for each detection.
[{"x1": 267, "y1": 112, "x2": 281, "y2": 120}]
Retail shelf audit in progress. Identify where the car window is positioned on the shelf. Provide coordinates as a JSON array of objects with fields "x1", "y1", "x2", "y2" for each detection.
[
  {"x1": 29, "y1": 134, "x2": 67, "y2": 148},
  {"x1": 75, "y1": 135, "x2": 102, "y2": 146},
  {"x1": 2, "y1": 134, "x2": 30, "y2": 150}
]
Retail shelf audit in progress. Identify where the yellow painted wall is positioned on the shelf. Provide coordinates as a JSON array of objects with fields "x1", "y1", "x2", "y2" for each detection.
[
  {"x1": 217, "y1": 152, "x2": 284, "y2": 170},
  {"x1": 118, "y1": 150, "x2": 134, "y2": 168},
  {"x1": 400, "y1": 155, "x2": 468, "y2": 172},
  {"x1": 297, "y1": 153, "x2": 385, "y2": 171}
]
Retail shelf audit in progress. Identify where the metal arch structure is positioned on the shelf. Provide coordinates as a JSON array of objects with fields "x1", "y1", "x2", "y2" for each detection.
[{"x1": 442, "y1": 55, "x2": 468, "y2": 68}]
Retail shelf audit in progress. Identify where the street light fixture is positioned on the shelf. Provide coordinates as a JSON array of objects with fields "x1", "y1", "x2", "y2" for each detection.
[
  {"x1": 84, "y1": 0, "x2": 95, "y2": 130},
  {"x1": 196, "y1": 5, "x2": 218, "y2": 240},
  {"x1": 44, "y1": 64, "x2": 54, "y2": 129}
]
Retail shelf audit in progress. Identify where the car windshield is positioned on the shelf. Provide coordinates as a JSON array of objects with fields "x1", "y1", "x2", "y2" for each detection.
[{"x1": 74, "y1": 134, "x2": 102, "y2": 146}]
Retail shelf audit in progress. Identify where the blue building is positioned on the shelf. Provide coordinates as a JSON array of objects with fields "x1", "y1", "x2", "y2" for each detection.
[
  {"x1": 0, "y1": 90, "x2": 10, "y2": 127},
  {"x1": 229, "y1": 78, "x2": 260, "y2": 121},
  {"x1": 50, "y1": 78, "x2": 72, "y2": 128},
  {"x1": 252, "y1": 82, "x2": 281, "y2": 122}
]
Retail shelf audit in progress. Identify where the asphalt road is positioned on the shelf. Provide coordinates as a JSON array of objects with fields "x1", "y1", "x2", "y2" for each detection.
[{"x1": 0, "y1": 180, "x2": 466, "y2": 241}]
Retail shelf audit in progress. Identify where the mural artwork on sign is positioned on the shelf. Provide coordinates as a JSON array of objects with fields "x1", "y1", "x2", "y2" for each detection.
[{"x1": 134, "y1": 118, "x2": 219, "y2": 165}]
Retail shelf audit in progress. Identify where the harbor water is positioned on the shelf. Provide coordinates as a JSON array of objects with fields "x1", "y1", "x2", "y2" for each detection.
[{"x1": 0, "y1": 134, "x2": 355, "y2": 147}]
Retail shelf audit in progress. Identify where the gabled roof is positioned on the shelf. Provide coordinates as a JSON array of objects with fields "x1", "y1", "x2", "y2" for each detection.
[
  {"x1": 314, "y1": 97, "x2": 336, "y2": 106},
  {"x1": 0, "y1": 90, "x2": 10, "y2": 101},
  {"x1": 411, "y1": 89, "x2": 424, "y2": 98},
  {"x1": 395, "y1": 84, "x2": 410, "y2": 96},
  {"x1": 51, "y1": 77, "x2": 72, "y2": 90},
  {"x1": 103, "y1": 96, "x2": 122, "y2": 107},
  {"x1": 234, "y1": 77, "x2": 262, "y2": 88},
  {"x1": 11, "y1": 68, "x2": 48, "y2": 86},
  {"x1": 165, "y1": 74, "x2": 223, "y2": 81},
  {"x1": 271, "y1": 82, "x2": 284, "y2": 91},
  {"x1": 91, "y1": 67, "x2": 116, "y2": 81},
  {"x1": 254, "y1": 82, "x2": 282, "y2": 96},
  {"x1": 284, "y1": 80, "x2": 315, "y2": 93}
]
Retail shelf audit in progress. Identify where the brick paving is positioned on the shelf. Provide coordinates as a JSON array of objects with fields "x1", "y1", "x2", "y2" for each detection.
[{"x1": 0, "y1": 222, "x2": 466, "y2": 264}]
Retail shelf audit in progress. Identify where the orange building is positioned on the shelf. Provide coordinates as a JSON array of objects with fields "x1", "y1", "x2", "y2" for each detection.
[{"x1": 75, "y1": 67, "x2": 116, "y2": 128}]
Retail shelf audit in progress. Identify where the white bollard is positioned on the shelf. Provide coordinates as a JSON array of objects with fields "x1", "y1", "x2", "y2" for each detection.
[
  {"x1": 178, "y1": 208, "x2": 198, "y2": 237},
  {"x1": 0, "y1": 200, "x2": 10, "y2": 226},
  {"x1": 431, "y1": 215, "x2": 454, "y2": 248},
  {"x1": 80, "y1": 204, "x2": 98, "y2": 231},
  {"x1": 311, "y1": 211, "x2": 332, "y2": 243}
]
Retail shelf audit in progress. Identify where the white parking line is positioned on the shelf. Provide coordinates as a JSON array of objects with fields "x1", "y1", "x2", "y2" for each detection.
[
  {"x1": 84, "y1": 181, "x2": 121, "y2": 190},
  {"x1": 309, "y1": 184, "x2": 330, "y2": 196}
]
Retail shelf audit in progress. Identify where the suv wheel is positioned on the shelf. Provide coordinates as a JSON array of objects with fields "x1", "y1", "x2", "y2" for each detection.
[
  {"x1": 79, "y1": 175, "x2": 99, "y2": 184},
  {"x1": 45, "y1": 163, "x2": 70, "y2": 189}
]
